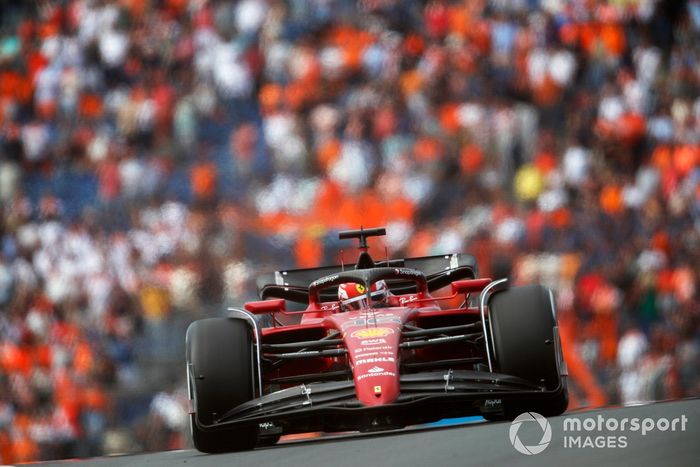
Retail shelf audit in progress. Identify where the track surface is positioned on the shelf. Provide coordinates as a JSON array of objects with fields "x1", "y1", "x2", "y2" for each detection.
[{"x1": 43, "y1": 399, "x2": 699, "y2": 467}]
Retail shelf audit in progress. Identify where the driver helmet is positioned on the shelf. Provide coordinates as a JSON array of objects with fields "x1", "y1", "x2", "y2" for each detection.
[{"x1": 338, "y1": 280, "x2": 389, "y2": 311}]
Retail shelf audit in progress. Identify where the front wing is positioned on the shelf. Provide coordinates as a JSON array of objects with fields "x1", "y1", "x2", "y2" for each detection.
[{"x1": 191, "y1": 369, "x2": 565, "y2": 434}]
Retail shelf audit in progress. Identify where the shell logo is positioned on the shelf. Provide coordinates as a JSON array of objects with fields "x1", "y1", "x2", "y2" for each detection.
[{"x1": 351, "y1": 328, "x2": 394, "y2": 339}]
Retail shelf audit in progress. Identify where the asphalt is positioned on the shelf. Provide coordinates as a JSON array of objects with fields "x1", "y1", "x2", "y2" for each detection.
[{"x1": 39, "y1": 398, "x2": 699, "y2": 467}]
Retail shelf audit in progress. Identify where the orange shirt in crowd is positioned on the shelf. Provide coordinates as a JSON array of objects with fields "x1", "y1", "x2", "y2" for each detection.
[{"x1": 191, "y1": 162, "x2": 217, "y2": 200}]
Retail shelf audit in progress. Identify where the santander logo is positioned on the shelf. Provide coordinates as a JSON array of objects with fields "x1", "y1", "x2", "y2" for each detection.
[{"x1": 368, "y1": 366, "x2": 384, "y2": 373}]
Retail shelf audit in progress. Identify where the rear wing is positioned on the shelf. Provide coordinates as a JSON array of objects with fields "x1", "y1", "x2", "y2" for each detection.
[{"x1": 257, "y1": 253, "x2": 478, "y2": 303}]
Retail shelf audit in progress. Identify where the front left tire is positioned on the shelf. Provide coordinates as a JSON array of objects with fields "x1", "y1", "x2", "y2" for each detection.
[{"x1": 487, "y1": 285, "x2": 568, "y2": 419}]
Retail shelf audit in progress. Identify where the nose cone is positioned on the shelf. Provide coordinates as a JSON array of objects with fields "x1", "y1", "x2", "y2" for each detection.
[
  {"x1": 344, "y1": 325, "x2": 401, "y2": 406},
  {"x1": 354, "y1": 365, "x2": 400, "y2": 406}
]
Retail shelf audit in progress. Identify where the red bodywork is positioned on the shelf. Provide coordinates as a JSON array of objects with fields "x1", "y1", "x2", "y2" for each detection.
[
  {"x1": 325, "y1": 304, "x2": 429, "y2": 406},
  {"x1": 246, "y1": 278, "x2": 489, "y2": 408}
]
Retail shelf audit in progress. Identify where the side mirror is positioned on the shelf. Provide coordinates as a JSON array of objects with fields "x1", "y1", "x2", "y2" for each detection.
[
  {"x1": 244, "y1": 298, "x2": 286, "y2": 314},
  {"x1": 451, "y1": 278, "x2": 492, "y2": 295}
]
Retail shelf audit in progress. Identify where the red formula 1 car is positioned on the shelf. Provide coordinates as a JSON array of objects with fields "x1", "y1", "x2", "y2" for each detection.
[{"x1": 186, "y1": 227, "x2": 568, "y2": 453}]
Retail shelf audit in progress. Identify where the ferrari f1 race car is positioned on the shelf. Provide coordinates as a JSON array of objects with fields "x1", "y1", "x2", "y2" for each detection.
[{"x1": 185, "y1": 227, "x2": 568, "y2": 453}]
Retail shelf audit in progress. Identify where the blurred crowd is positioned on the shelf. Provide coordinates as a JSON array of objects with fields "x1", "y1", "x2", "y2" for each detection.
[{"x1": 1, "y1": 0, "x2": 700, "y2": 462}]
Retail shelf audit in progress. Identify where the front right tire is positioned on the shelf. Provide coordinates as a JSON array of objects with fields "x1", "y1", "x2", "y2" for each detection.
[{"x1": 186, "y1": 317, "x2": 258, "y2": 453}]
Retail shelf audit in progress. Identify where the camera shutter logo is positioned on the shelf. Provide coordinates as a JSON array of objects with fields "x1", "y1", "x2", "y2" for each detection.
[{"x1": 509, "y1": 412, "x2": 552, "y2": 455}]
